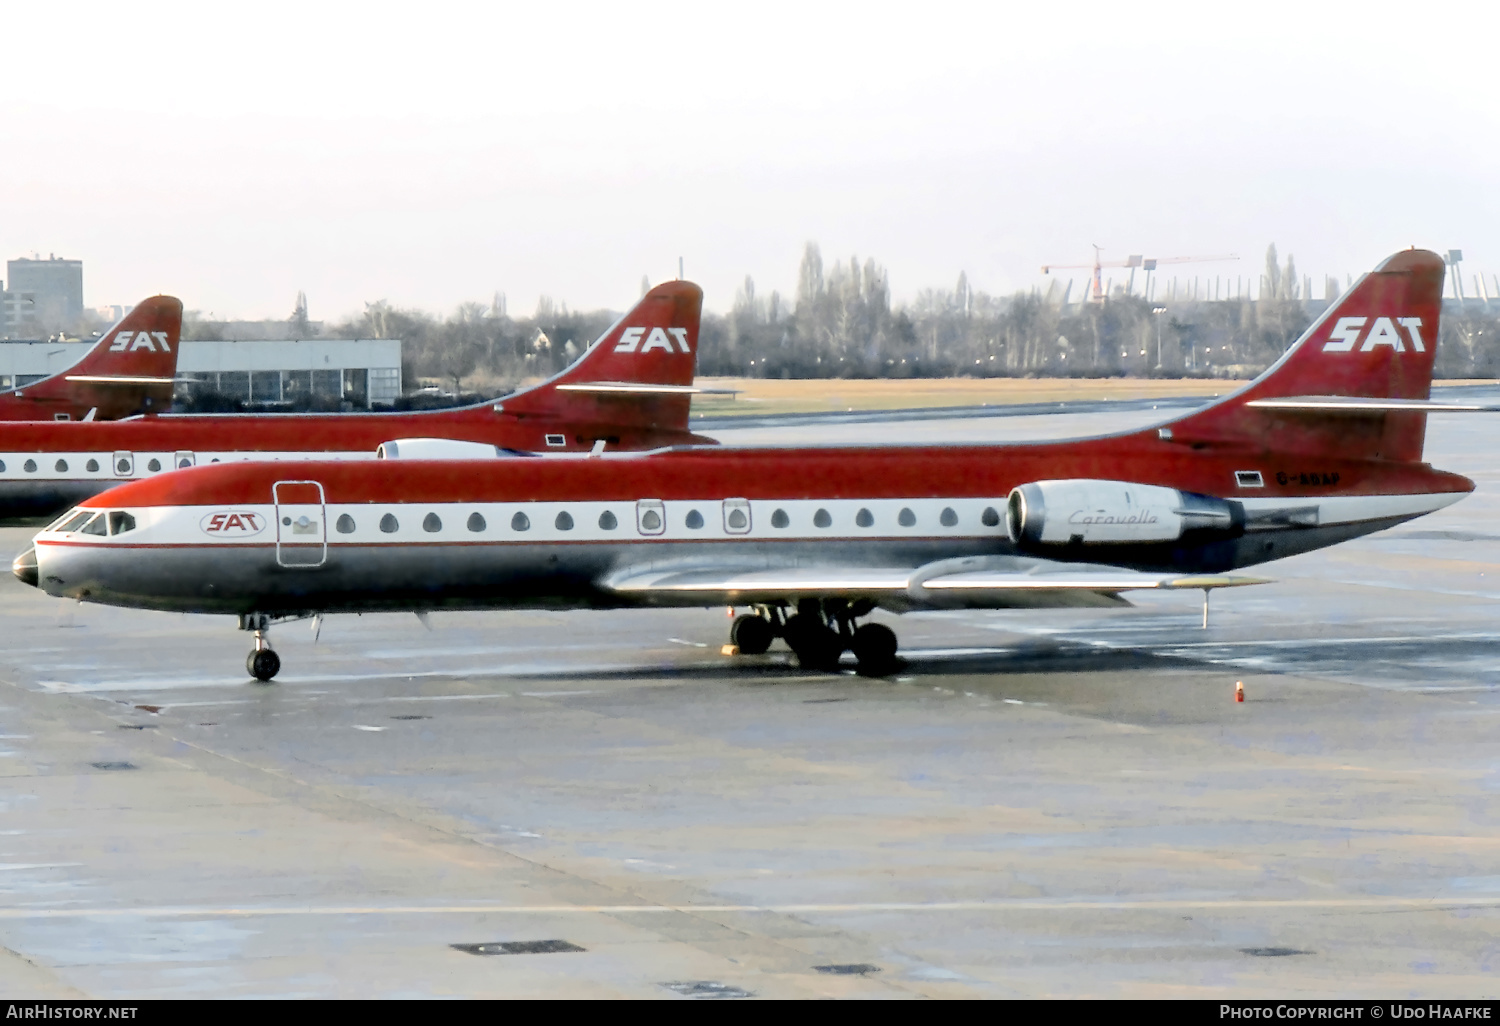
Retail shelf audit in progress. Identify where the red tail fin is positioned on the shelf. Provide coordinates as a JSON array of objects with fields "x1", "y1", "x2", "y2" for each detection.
[
  {"x1": 0, "y1": 296, "x2": 183, "y2": 420},
  {"x1": 1164, "y1": 249, "x2": 1445, "y2": 462},
  {"x1": 500, "y1": 281, "x2": 702, "y2": 433}
]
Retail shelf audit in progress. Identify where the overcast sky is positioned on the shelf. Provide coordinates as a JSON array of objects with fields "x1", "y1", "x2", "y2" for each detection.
[{"x1": 5, "y1": 1, "x2": 1497, "y2": 320}]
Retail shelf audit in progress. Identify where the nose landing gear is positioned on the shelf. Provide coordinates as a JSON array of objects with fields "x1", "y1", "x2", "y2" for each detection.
[{"x1": 241, "y1": 612, "x2": 281, "y2": 682}]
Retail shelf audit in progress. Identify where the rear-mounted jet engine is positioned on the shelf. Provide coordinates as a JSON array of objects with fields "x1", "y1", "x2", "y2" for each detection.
[{"x1": 1006, "y1": 479, "x2": 1243, "y2": 549}]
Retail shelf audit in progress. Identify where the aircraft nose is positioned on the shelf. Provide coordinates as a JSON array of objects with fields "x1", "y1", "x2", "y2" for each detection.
[{"x1": 11, "y1": 547, "x2": 38, "y2": 588}]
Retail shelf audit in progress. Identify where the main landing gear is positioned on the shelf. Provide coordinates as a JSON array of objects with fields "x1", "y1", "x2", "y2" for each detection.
[
  {"x1": 241, "y1": 612, "x2": 281, "y2": 682},
  {"x1": 730, "y1": 599, "x2": 900, "y2": 677}
]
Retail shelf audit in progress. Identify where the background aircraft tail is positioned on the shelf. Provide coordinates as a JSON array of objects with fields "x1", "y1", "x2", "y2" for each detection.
[
  {"x1": 1162, "y1": 249, "x2": 1445, "y2": 462},
  {"x1": 10, "y1": 295, "x2": 183, "y2": 419},
  {"x1": 500, "y1": 280, "x2": 703, "y2": 434}
]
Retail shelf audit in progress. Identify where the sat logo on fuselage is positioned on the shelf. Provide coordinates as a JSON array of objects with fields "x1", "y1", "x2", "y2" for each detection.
[
  {"x1": 1322, "y1": 316, "x2": 1425, "y2": 353},
  {"x1": 200, "y1": 511, "x2": 264, "y2": 536},
  {"x1": 613, "y1": 326, "x2": 692, "y2": 353},
  {"x1": 109, "y1": 331, "x2": 172, "y2": 352}
]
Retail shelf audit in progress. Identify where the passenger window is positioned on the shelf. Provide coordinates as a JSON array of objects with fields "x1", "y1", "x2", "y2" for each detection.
[
  {"x1": 23, "y1": 460, "x2": 36, "y2": 473},
  {"x1": 813, "y1": 508, "x2": 832, "y2": 528},
  {"x1": 108, "y1": 511, "x2": 136, "y2": 535},
  {"x1": 684, "y1": 510, "x2": 704, "y2": 529},
  {"x1": 726, "y1": 508, "x2": 748, "y2": 530},
  {"x1": 771, "y1": 509, "x2": 790, "y2": 529},
  {"x1": 940, "y1": 507, "x2": 959, "y2": 527},
  {"x1": 898, "y1": 507, "x2": 916, "y2": 527},
  {"x1": 379, "y1": 513, "x2": 399, "y2": 533},
  {"x1": 598, "y1": 510, "x2": 618, "y2": 530},
  {"x1": 147, "y1": 459, "x2": 162, "y2": 472},
  {"x1": 55, "y1": 459, "x2": 68, "y2": 473},
  {"x1": 467, "y1": 512, "x2": 486, "y2": 532},
  {"x1": 555, "y1": 511, "x2": 574, "y2": 531},
  {"x1": 855, "y1": 508, "x2": 874, "y2": 528},
  {"x1": 423, "y1": 513, "x2": 442, "y2": 533},
  {"x1": 641, "y1": 509, "x2": 662, "y2": 531},
  {"x1": 981, "y1": 506, "x2": 1000, "y2": 527},
  {"x1": 79, "y1": 513, "x2": 107, "y2": 536},
  {"x1": 86, "y1": 459, "x2": 100, "y2": 473},
  {"x1": 0, "y1": 459, "x2": 5, "y2": 472},
  {"x1": 336, "y1": 514, "x2": 356, "y2": 534},
  {"x1": 511, "y1": 511, "x2": 530, "y2": 531}
]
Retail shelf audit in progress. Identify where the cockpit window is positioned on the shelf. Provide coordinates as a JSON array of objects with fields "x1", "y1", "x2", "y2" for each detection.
[
  {"x1": 48, "y1": 509, "x2": 92, "y2": 533},
  {"x1": 108, "y1": 511, "x2": 137, "y2": 535},
  {"x1": 79, "y1": 513, "x2": 108, "y2": 536}
]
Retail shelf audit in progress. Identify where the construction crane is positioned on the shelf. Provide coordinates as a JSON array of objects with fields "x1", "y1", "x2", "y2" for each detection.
[{"x1": 1042, "y1": 246, "x2": 1239, "y2": 301}]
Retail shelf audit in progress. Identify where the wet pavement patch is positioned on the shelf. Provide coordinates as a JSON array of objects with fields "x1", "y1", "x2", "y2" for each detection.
[
  {"x1": 133, "y1": 705, "x2": 161, "y2": 714},
  {"x1": 90, "y1": 761, "x2": 137, "y2": 771},
  {"x1": 452, "y1": 939, "x2": 585, "y2": 955},
  {"x1": 117, "y1": 724, "x2": 156, "y2": 730},
  {"x1": 812, "y1": 963, "x2": 881, "y2": 975},
  {"x1": 1241, "y1": 947, "x2": 1314, "y2": 957},
  {"x1": 389, "y1": 714, "x2": 432, "y2": 720},
  {"x1": 660, "y1": 981, "x2": 754, "y2": 999},
  {"x1": 803, "y1": 698, "x2": 848, "y2": 704}
]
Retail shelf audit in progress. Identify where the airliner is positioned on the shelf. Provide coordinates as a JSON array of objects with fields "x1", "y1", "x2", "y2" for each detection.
[
  {"x1": 0, "y1": 296, "x2": 181, "y2": 421},
  {"x1": 14, "y1": 250, "x2": 1471, "y2": 682},
  {"x1": 0, "y1": 281, "x2": 709, "y2": 517}
]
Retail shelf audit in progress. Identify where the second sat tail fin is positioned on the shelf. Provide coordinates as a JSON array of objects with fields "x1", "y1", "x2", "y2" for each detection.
[{"x1": 500, "y1": 280, "x2": 704, "y2": 434}]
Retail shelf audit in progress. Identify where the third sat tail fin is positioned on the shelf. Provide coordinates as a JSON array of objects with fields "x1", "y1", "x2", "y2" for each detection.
[{"x1": 1161, "y1": 249, "x2": 1446, "y2": 462}]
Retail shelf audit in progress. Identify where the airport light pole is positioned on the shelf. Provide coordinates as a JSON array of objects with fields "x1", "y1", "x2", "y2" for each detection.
[{"x1": 1152, "y1": 306, "x2": 1166, "y2": 371}]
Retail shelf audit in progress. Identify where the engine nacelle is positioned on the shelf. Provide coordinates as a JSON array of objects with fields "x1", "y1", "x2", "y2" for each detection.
[
  {"x1": 376, "y1": 438, "x2": 527, "y2": 460},
  {"x1": 1006, "y1": 479, "x2": 1239, "y2": 548}
]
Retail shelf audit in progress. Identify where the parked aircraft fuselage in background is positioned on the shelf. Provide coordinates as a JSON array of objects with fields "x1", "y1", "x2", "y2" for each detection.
[{"x1": 0, "y1": 282, "x2": 710, "y2": 517}]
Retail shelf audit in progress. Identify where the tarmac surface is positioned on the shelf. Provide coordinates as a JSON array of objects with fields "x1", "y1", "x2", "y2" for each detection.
[{"x1": 2, "y1": 404, "x2": 1500, "y2": 998}]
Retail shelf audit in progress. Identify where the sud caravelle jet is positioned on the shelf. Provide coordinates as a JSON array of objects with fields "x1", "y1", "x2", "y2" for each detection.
[
  {"x1": 0, "y1": 281, "x2": 712, "y2": 518},
  {"x1": 0, "y1": 296, "x2": 182, "y2": 422},
  {"x1": 15, "y1": 250, "x2": 1475, "y2": 682}
]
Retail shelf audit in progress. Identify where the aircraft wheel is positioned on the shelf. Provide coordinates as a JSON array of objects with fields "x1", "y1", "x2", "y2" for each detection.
[
  {"x1": 785, "y1": 613, "x2": 843, "y2": 672},
  {"x1": 852, "y1": 622, "x2": 898, "y2": 676},
  {"x1": 730, "y1": 614, "x2": 774, "y2": 655},
  {"x1": 247, "y1": 648, "x2": 281, "y2": 682}
]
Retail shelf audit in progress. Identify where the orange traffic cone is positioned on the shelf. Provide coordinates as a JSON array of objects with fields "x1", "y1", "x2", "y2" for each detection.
[{"x1": 1235, "y1": 681, "x2": 1244, "y2": 703}]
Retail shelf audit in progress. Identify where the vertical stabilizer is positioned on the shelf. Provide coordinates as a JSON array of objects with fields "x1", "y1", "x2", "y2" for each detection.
[
  {"x1": 0, "y1": 296, "x2": 183, "y2": 420},
  {"x1": 1163, "y1": 249, "x2": 1445, "y2": 462},
  {"x1": 500, "y1": 281, "x2": 703, "y2": 434}
]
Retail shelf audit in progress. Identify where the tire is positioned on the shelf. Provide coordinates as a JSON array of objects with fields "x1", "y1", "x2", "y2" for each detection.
[
  {"x1": 730, "y1": 614, "x2": 774, "y2": 655},
  {"x1": 851, "y1": 622, "x2": 898, "y2": 676},
  {"x1": 785, "y1": 613, "x2": 844, "y2": 672},
  {"x1": 247, "y1": 649, "x2": 281, "y2": 682}
]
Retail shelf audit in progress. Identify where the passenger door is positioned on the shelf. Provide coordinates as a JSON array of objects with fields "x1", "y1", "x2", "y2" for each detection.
[{"x1": 273, "y1": 480, "x2": 327, "y2": 568}]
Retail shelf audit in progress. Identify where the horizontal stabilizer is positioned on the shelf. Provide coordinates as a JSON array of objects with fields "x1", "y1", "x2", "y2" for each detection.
[
  {"x1": 1245, "y1": 395, "x2": 1500, "y2": 412},
  {"x1": 64, "y1": 375, "x2": 181, "y2": 385},
  {"x1": 553, "y1": 381, "x2": 738, "y2": 395}
]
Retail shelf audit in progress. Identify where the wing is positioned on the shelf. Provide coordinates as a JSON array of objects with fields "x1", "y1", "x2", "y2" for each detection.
[{"x1": 603, "y1": 557, "x2": 1267, "y2": 610}]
